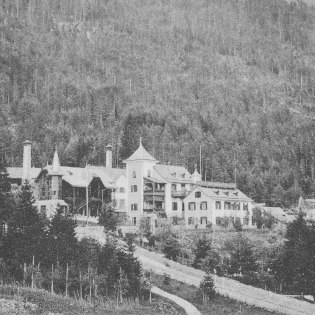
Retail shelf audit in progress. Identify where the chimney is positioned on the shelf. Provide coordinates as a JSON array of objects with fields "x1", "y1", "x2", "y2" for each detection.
[
  {"x1": 106, "y1": 144, "x2": 113, "y2": 168},
  {"x1": 22, "y1": 140, "x2": 32, "y2": 181}
]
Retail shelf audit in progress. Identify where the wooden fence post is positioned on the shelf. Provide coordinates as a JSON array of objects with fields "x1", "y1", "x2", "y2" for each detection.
[
  {"x1": 65, "y1": 263, "x2": 69, "y2": 297},
  {"x1": 51, "y1": 264, "x2": 54, "y2": 294}
]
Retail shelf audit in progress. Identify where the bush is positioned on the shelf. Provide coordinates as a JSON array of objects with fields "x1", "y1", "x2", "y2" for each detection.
[{"x1": 163, "y1": 274, "x2": 171, "y2": 285}]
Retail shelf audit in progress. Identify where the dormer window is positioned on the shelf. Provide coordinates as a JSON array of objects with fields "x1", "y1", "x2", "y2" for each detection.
[
  {"x1": 132, "y1": 171, "x2": 136, "y2": 178},
  {"x1": 215, "y1": 190, "x2": 219, "y2": 195},
  {"x1": 181, "y1": 173, "x2": 185, "y2": 179},
  {"x1": 224, "y1": 191, "x2": 229, "y2": 196},
  {"x1": 171, "y1": 172, "x2": 176, "y2": 178},
  {"x1": 233, "y1": 192, "x2": 238, "y2": 196}
]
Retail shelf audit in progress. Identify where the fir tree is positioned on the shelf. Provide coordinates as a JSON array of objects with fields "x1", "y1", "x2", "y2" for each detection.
[
  {"x1": 4, "y1": 181, "x2": 45, "y2": 277},
  {"x1": 47, "y1": 203, "x2": 77, "y2": 267},
  {"x1": 200, "y1": 274, "x2": 216, "y2": 303},
  {"x1": 99, "y1": 203, "x2": 118, "y2": 232},
  {"x1": 192, "y1": 237, "x2": 212, "y2": 269},
  {"x1": 0, "y1": 150, "x2": 11, "y2": 246},
  {"x1": 275, "y1": 212, "x2": 315, "y2": 298}
]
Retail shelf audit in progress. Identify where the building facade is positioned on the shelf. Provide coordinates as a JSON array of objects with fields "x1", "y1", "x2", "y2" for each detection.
[{"x1": 8, "y1": 140, "x2": 254, "y2": 228}]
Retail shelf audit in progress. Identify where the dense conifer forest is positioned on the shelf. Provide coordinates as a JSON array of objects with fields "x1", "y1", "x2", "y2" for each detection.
[{"x1": 0, "y1": 0, "x2": 315, "y2": 206}]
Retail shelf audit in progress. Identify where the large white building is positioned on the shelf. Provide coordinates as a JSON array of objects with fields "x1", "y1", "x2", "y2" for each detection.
[
  {"x1": 7, "y1": 139, "x2": 255, "y2": 229},
  {"x1": 123, "y1": 138, "x2": 254, "y2": 229}
]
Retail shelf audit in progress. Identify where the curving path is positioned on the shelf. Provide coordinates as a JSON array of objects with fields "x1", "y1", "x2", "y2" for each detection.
[
  {"x1": 135, "y1": 247, "x2": 315, "y2": 315},
  {"x1": 152, "y1": 286, "x2": 201, "y2": 315}
]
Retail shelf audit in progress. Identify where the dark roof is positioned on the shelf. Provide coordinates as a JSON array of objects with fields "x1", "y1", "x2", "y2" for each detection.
[{"x1": 197, "y1": 181, "x2": 236, "y2": 190}]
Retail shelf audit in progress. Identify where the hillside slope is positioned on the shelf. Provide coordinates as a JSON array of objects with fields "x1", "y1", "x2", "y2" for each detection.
[{"x1": 0, "y1": 0, "x2": 315, "y2": 206}]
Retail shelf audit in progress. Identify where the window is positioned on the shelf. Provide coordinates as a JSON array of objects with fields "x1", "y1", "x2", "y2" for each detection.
[
  {"x1": 131, "y1": 203, "x2": 138, "y2": 211},
  {"x1": 200, "y1": 217, "x2": 207, "y2": 225},
  {"x1": 41, "y1": 187, "x2": 46, "y2": 197},
  {"x1": 181, "y1": 173, "x2": 185, "y2": 179},
  {"x1": 243, "y1": 218, "x2": 249, "y2": 225},
  {"x1": 171, "y1": 184, "x2": 177, "y2": 191},
  {"x1": 119, "y1": 187, "x2": 125, "y2": 193},
  {"x1": 216, "y1": 217, "x2": 221, "y2": 225},
  {"x1": 147, "y1": 170, "x2": 151, "y2": 177},
  {"x1": 195, "y1": 191, "x2": 201, "y2": 198},
  {"x1": 132, "y1": 171, "x2": 136, "y2": 178},
  {"x1": 233, "y1": 203, "x2": 240, "y2": 210},
  {"x1": 200, "y1": 202, "x2": 207, "y2": 210},
  {"x1": 188, "y1": 217, "x2": 194, "y2": 225},
  {"x1": 131, "y1": 185, "x2": 137, "y2": 192},
  {"x1": 188, "y1": 202, "x2": 196, "y2": 210},
  {"x1": 224, "y1": 202, "x2": 231, "y2": 210},
  {"x1": 132, "y1": 217, "x2": 137, "y2": 226},
  {"x1": 243, "y1": 203, "x2": 248, "y2": 211},
  {"x1": 40, "y1": 205, "x2": 46, "y2": 217},
  {"x1": 172, "y1": 202, "x2": 178, "y2": 211},
  {"x1": 215, "y1": 201, "x2": 221, "y2": 209}
]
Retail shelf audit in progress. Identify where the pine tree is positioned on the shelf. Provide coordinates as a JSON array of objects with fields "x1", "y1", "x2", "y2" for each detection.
[
  {"x1": 47, "y1": 203, "x2": 77, "y2": 267},
  {"x1": 192, "y1": 237, "x2": 212, "y2": 269},
  {"x1": 99, "y1": 203, "x2": 118, "y2": 232},
  {"x1": 275, "y1": 212, "x2": 315, "y2": 298},
  {"x1": 0, "y1": 150, "x2": 11, "y2": 245},
  {"x1": 4, "y1": 181, "x2": 45, "y2": 277},
  {"x1": 200, "y1": 274, "x2": 216, "y2": 303}
]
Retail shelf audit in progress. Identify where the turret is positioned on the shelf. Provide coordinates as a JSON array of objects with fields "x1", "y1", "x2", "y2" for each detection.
[{"x1": 191, "y1": 164, "x2": 202, "y2": 183}]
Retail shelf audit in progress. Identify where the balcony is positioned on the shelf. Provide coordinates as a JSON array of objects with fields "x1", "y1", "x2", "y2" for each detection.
[
  {"x1": 144, "y1": 189, "x2": 165, "y2": 196},
  {"x1": 171, "y1": 190, "x2": 187, "y2": 198}
]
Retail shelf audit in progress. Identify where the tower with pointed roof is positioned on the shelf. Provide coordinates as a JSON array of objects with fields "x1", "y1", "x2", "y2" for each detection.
[
  {"x1": 123, "y1": 137, "x2": 158, "y2": 226},
  {"x1": 191, "y1": 164, "x2": 202, "y2": 183},
  {"x1": 50, "y1": 147, "x2": 63, "y2": 200}
]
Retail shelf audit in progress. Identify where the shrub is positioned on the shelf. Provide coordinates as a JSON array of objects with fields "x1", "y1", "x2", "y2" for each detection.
[{"x1": 163, "y1": 274, "x2": 171, "y2": 285}]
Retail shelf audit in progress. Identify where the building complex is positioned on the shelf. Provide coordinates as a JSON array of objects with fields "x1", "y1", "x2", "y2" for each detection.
[{"x1": 7, "y1": 139, "x2": 254, "y2": 229}]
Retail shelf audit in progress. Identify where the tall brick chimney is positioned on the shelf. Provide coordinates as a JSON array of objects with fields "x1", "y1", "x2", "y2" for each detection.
[
  {"x1": 106, "y1": 144, "x2": 113, "y2": 168},
  {"x1": 22, "y1": 140, "x2": 32, "y2": 181}
]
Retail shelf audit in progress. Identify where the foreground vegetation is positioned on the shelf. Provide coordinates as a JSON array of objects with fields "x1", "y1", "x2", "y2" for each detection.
[
  {"x1": 151, "y1": 273, "x2": 279, "y2": 315},
  {"x1": 0, "y1": 285, "x2": 183, "y2": 315},
  {"x1": 144, "y1": 213, "x2": 315, "y2": 300}
]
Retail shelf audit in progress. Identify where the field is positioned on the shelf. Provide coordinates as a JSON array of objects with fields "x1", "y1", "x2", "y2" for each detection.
[
  {"x1": 151, "y1": 273, "x2": 282, "y2": 315},
  {"x1": 0, "y1": 285, "x2": 184, "y2": 315}
]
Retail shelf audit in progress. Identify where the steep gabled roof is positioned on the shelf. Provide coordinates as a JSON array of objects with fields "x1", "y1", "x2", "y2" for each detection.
[
  {"x1": 51, "y1": 149, "x2": 62, "y2": 175},
  {"x1": 38, "y1": 164, "x2": 126, "y2": 188},
  {"x1": 123, "y1": 142, "x2": 157, "y2": 162},
  {"x1": 154, "y1": 164, "x2": 193, "y2": 183}
]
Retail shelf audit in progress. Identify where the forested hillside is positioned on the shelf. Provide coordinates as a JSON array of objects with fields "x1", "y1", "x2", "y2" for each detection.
[{"x1": 0, "y1": 0, "x2": 315, "y2": 206}]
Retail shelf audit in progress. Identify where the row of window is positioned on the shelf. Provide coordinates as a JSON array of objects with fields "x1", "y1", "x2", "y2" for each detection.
[
  {"x1": 187, "y1": 217, "x2": 250, "y2": 226},
  {"x1": 187, "y1": 201, "x2": 249, "y2": 211},
  {"x1": 215, "y1": 201, "x2": 248, "y2": 210},
  {"x1": 188, "y1": 202, "x2": 208, "y2": 210}
]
